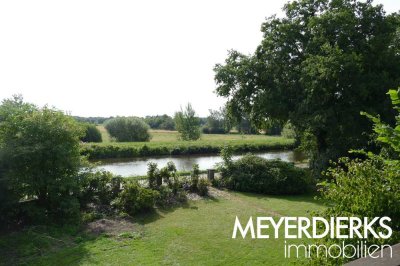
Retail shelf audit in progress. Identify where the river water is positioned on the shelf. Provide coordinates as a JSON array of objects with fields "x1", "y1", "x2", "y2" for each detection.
[{"x1": 94, "y1": 150, "x2": 307, "y2": 177}]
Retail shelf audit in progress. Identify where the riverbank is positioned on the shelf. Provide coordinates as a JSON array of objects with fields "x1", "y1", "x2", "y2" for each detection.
[{"x1": 81, "y1": 130, "x2": 295, "y2": 159}]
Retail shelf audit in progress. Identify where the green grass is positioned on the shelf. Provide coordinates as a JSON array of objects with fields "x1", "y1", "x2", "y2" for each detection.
[
  {"x1": 97, "y1": 126, "x2": 290, "y2": 144},
  {"x1": 83, "y1": 128, "x2": 295, "y2": 159},
  {"x1": 0, "y1": 191, "x2": 325, "y2": 265}
]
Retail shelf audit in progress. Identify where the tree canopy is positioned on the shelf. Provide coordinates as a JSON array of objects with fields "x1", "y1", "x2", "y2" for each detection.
[{"x1": 214, "y1": 0, "x2": 400, "y2": 173}]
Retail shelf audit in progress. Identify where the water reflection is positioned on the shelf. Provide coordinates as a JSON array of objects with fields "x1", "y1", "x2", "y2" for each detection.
[{"x1": 95, "y1": 150, "x2": 307, "y2": 177}]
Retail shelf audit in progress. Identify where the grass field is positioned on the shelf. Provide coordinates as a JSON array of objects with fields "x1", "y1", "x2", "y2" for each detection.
[
  {"x1": 82, "y1": 127, "x2": 295, "y2": 159},
  {"x1": 0, "y1": 190, "x2": 325, "y2": 265},
  {"x1": 97, "y1": 126, "x2": 289, "y2": 144}
]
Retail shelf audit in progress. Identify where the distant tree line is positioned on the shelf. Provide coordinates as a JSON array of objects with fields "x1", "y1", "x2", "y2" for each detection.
[
  {"x1": 144, "y1": 115, "x2": 175, "y2": 130},
  {"x1": 73, "y1": 116, "x2": 112, "y2": 124}
]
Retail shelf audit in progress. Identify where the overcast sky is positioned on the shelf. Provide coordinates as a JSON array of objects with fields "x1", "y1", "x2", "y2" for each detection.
[{"x1": 0, "y1": 0, "x2": 398, "y2": 117}]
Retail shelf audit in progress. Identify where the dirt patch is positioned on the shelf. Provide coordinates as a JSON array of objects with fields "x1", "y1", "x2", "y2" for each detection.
[
  {"x1": 186, "y1": 192, "x2": 203, "y2": 201},
  {"x1": 85, "y1": 218, "x2": 141, "y2": 237},
  {"x1": 208, "y1": 187, "x2": 232, "y2": 199}
]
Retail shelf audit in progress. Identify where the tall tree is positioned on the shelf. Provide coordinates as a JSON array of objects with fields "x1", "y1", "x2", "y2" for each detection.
[
  {"x1": 214, "y1": 0, "x2": 400, "y2": 174},
  {"x1": 203, "y1": 107, "x2": 231, "y2": 134},
  {"x1": 174, "y1": 103, "x2": 201, "y2": 140}
]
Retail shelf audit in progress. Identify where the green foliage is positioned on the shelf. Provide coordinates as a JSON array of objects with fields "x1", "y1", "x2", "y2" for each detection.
[
  {"x1": 78, "y1": 170, "x2": 123, "y2": 206},
  {"x1": 80, "y1": 123, "x2": 102, "y2": 143},
  {"x1": 104, "y1": 117, "x2": 151, "y2": 142},
  {"x1": 214, "y1": 0, "x2": 400, "y2": 174},
  {"x1": 235, "y1": 116, "x2": 258, "y2": 134},
  {"x1": 144, "y1": 115, "x2": 175, "y2": 130},
  {"x1": 361, "y1": 89, "x2": 400, "y2": 153},
  {"x1": 221, "y1": 154, "x2": 311, "y2": 195},
  {"x1": 0, "y1": 95, "x2": 84, "y2": 224},
  {"x1": 203, "y1": 108, "x2": 231, "y2": 134},
  {"x1": 197, "y1": 179, "x2": 209, "y2": 196},
  {"x1": 190, "y1": 164, "x2": 200, "y2": 191},
  {"x1": 113, "y1": 181, "x2": 159, "y2": 216},
  {"x1": 147, "y1": 161, "x2": 179, "y2": 190},
  {"x1": 281, "y1": 122, "x2": 296, "y2": 139},
  {"x1": 312, "y1": 90, "x2": 400, "y2": 264},
  {"x1": 147, "y1": 162, "x2": 159, "y2": 189},
  {"x1": 312, "y1": 156, "x2": 400, "y2": 265},
  {"x1": 174, "y1": 103, "x2": 201, "y2": 141}
]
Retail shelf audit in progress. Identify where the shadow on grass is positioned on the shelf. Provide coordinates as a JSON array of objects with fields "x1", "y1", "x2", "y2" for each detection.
[
  {"x1": 135, "y1": 194, "x2": 221, "y2": 225},
  {"x1": 0, "y1": 224, "x2": 97, "y2": 266}
]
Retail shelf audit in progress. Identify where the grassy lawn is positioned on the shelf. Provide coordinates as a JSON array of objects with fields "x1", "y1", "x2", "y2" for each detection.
[
  {"x1": 0, "y1": 190, "x2": 325, "y2": 265},
  {"x1": 96, "y1": 126, "x2": 291, "y2": 146}
]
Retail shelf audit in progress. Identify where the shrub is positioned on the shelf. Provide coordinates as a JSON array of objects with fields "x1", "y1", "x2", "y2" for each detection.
[
  {"x1": 78, "y1": 170, "x2": 123, "y2": 207},
  {"x1": 104, "y1": 117, "x2": 151, "y2": 142},
  {"x1": 281, "y1": 122, "x2": 296, "y2": 139},
  {"x1": 311, "y1": 156, "x2": 400, "y2": 265},
  {"x1": 190, "y1": 164, "x2": 200, "y2": 191},
  {"x1": 156, "y1": 186, "x2": 187, "y2": 207},
  {"x1": 0, "y1": 96, "x2": 84, "y2": 224},
  {"x1": 197, "y1": 179, "x2": 209, "y2": 196},
  {"x1": 221, "y1": 154, "x2": 311, "y2": 195},
  {"x1": 114, "y1": 182, "x2": 159, "y2": 216},
  {"x1": 80, "y1": 123, "x2": 102, "y2": 143},
  {"x1": 147, "y1": 162, "x2": 159, "y2": 189}
]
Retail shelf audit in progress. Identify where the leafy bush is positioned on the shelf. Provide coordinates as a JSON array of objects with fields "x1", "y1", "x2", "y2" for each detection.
[
  {"x1": 190, "y1": 164, "x2": 200, "y2": 191},
  {"x1": 156, "y1": 186, "x2": 187, "y2": 207},
  {"x1": 221, "y1": 153, "x2": 311, "y2": 195},
  {"x1": 78, "y1": 170, "x2": 123, "y2": 207},
  {"x1": 80, "y1": 123, "x2": 102, "y2": 143},
  {"x1": 281, "y1": 122, "x2": 296, "y2": 139},
  {"x1": 197, "y1": 179, "x2": 209, "y2": 196},
  {"x1": 0, "y1": 96, "x2": 84, "y2": 224},
  {"x1": 113, "y1": 182, "x2": 159, "y2": 216},
  {"x1": 104, "y1": 117, "x2": 151, "y2": 142}
]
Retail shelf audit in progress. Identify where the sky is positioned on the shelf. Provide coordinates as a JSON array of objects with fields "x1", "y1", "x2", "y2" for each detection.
[{"x1": 0, "y1": 0, "x2": 398, "y2": 117}]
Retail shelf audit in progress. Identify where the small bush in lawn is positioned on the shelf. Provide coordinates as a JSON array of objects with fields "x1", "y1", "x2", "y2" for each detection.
[
  {"x1": 104, "y1": 117, "x2": 151, "y2": 142},
  {"x1": 113, "y1": 182, "x2": 159, "y2": 216},
  {"x1": 197, "y1": 179, "x2": 209, "y2": 196},
  {"x1": 221, "y1": 153, "x2": 311, "y2": 195}
]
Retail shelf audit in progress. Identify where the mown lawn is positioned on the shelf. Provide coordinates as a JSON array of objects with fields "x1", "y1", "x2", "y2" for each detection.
[{"x1": 0, "y1": 190, "x2": 325, "y2": 265}]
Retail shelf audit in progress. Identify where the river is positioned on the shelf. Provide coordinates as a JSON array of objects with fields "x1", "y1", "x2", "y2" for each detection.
[{"x1": 94, "y1": 150, "x2": 307, "y2": 177}]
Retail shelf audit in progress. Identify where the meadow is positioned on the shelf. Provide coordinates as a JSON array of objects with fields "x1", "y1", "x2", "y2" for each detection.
[
  {"x1": 81, "y1": 127, "x2": 295, "y2": 159},
  {"x1": 0, "y1": 190, "x2": 325, "y2": 265}
]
